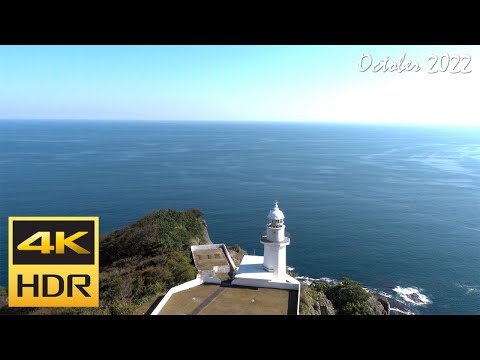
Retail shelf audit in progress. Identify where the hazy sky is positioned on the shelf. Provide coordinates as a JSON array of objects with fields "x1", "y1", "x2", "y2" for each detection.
[{"x1": 0, "y1": 45, "x2": 478, "y2": 125}]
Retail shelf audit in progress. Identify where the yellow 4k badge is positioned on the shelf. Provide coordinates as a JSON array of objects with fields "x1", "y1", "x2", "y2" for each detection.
[{"x1": 8, "y1": 217, "x2": 99, "y2": 307}]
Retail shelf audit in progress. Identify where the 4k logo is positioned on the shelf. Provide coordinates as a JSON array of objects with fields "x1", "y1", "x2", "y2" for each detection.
[
  {"x1": 8, "y1": 217, "x2": 99, "y2": 307},
  {"x1": 17, "y1": 231, "x2": 90, "y2": 254}
]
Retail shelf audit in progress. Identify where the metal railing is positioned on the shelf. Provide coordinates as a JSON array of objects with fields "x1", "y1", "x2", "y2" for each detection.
[{"x1": 260, "y1": 231, "x2": 291, "y2": 243}]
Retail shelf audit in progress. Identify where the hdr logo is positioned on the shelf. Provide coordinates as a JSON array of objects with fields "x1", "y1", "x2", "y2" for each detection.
[{"x1": 8, "y1": 217, "x2": 99, "y2": 307}]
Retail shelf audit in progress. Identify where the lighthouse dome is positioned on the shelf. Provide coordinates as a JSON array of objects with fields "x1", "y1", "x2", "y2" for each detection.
[{"x1": 267, "y1": 201, "x2": 284, "y2": 220}]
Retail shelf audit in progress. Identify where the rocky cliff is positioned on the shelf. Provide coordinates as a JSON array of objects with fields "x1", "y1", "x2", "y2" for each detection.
[{"x1": 299, "y1": 279, "x2": 390, "y2": 315}]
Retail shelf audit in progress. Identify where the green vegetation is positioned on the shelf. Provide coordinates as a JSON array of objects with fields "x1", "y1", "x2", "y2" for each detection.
[
  {"x1": 325, "y1": 279, "x2": 370, "y2": 315},
  {"x1": 226, "y1": 244, "x2": 247, "y2": 267},
  {"x1": 0, "y1": 287, "x2": 7, "y2": 308},
  {"x1": 0, "y1": 208, "x2": 207, "y2": 315},
  {"x1": 300, "y1": 283, "x2": 324, "y2": 315},
  {"x1": 301, "y1": 278, "x2": 387, "y2": 315},
  {"x1": 99, "y1": 208, "x2": 206, "y2": 314},
  {"x1": 311, "y1": 280, "x2": 331, "y2": 294},
  {"x1": 299, "y1": 281, "x2": 334, "y2": 315}
]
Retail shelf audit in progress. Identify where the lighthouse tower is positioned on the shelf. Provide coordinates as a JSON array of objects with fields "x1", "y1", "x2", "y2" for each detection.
[{"x1": 261, "y1": 201, "x2": 290, "y2": 282}]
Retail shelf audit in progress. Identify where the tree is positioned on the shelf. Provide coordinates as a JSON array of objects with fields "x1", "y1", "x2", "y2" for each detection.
[
  {"x1": 312, "y1": 281, "x2": 331, "y2": 294},
  {"x1": 325, "y1": 278, "x2": 371, "y2": 315}
]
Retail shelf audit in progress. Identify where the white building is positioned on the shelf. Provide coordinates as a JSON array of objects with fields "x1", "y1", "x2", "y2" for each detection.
[
  {"x1": 232, "y1": 201, "x2": 299, "y2": 291},
  {"x1": 151, "y1": 201, "x2": 300, "y2": 315}
]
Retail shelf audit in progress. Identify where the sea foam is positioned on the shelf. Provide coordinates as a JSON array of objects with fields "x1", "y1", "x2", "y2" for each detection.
[
  {"x1": 456, "y1": 283, "x2": 480, "y2": 295},
  {"x1": 392, "y1": 286, "x2": 431, "y2": 305}
]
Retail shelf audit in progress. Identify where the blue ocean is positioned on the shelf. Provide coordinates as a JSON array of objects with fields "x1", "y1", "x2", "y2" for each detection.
[{"x1": 1, "y1": 120, "x2": 479, "y2": 314}]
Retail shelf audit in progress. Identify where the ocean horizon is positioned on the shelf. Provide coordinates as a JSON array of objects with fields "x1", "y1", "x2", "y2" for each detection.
[{"x1": 1, "y1": 120, "x2": 479, "y2": 314}]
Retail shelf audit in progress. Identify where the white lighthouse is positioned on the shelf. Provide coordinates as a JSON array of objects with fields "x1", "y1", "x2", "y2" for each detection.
[
  {"x1": 261, "y1": 201, "x2": 290, "y2": 282},
  {"x1": 229, "y1": 200, "x2": 300, "y2": 311}
]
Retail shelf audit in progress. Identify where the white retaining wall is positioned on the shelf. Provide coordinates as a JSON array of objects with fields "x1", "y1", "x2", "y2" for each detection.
[
  {"x1": 232, "y1": 274, "x2": 300, "y2": 291},
  {"x1": 149, "y1": 278, "x2": 201, "y2": 315},
  {"x1": 150, "y1": 276, "x2": 221, "y2": 315}
]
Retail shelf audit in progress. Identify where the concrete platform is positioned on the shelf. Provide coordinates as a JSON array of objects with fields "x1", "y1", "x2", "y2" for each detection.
[
  {"x1": 157, "y1": 283, "x2": 298, "y2": 315},
  {"x1": 192, "y1": 248, "x2": 228, "y2": 270}
]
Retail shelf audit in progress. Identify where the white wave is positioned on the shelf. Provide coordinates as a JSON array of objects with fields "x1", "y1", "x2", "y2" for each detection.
[
  {"x1": 456, "y1": 283, "x2": 480, "y2": 295},
  {"x1": 295, "y1": 275, "x2": 326, "y2": 284},
  {"x1": 287, "y1": 266, "x2": 295, "y2": 271},
  {"x1": 392, "y1": 286, "x2": 431, "y2": 305},
  {"x1": 466, "y1": 288, "x2": 480, "y2": 294},
  {"x1": 390, "y1": 307, "x2": 415, "y2": 315},
  {"x1": 378, "y1": 291, "x2": 394, "y2": 299},
  {"x1": 318, "y1": 277, "x2": 337, "y2": 284},
  {"x1": 296, "y1": 276, "x2": 317, "y2": 282},
  {"x1": 464, "y1": 227, "x2": 480, "y2": 232}
]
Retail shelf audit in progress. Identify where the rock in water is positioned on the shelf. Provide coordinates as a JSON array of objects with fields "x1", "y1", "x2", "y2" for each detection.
[{"x1": 406, "y1": 292, "x2": 424, "y2": 304}]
